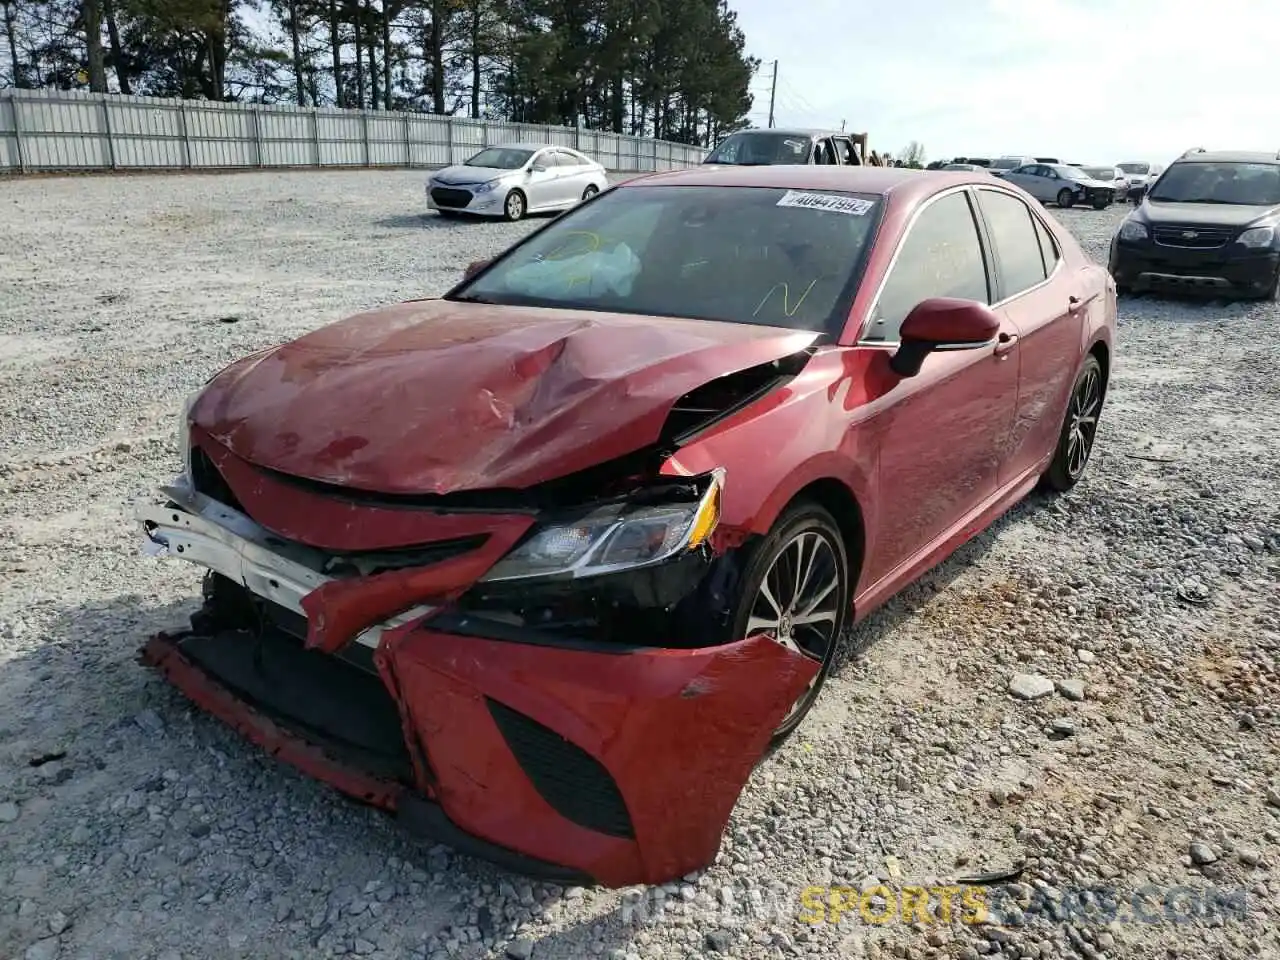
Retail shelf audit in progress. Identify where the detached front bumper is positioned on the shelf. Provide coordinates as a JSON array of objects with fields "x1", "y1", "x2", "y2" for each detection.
[
  {"x1": 1110, "y1": 241, "x2": 1280, "y2": 296},
  {"x1": 137, "y1": 492, "x2": 816, "y2": 887}
]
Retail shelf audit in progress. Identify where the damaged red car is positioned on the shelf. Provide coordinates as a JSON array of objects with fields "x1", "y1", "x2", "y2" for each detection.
[{"x1": 137, "y1": 166, "x2": 1115, "y2": 888}]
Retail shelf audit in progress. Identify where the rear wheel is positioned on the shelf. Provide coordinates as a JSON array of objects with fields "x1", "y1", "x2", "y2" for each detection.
[
  {"x1": 731, "y1": 502, "x2": 851, "y2": 745},
  {"x1": 1057, "y1": 188, "x2": 1075, "y2": 208},
  {"x1": 581, "y1": 184, "x2": 600, "y2": 201},
  {"x1": 1041, "y1": 354, "x2": 1105, "y2": 493}
]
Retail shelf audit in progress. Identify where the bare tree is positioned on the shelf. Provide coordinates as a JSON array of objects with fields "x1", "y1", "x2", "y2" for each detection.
[
  {"x1": 82, "y1": 0, "x2": 107, "y2": 90},
  {"x1": 2, "y1": 0, "x2": 21, "y2": 86}
]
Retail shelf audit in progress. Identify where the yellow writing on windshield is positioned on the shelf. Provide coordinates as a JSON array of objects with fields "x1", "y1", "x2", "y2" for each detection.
[
  {"x1": 753, "y1": 278, "x2": 820, "y2": 318},
  {"x1": 542, "y1": 231, "x2": 602, "y2": 262}
]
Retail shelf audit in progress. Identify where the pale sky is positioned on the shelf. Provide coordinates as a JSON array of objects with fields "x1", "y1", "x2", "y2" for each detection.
[{"x1": 734, "y1": 0, "x2": 1280, "y2": 167}]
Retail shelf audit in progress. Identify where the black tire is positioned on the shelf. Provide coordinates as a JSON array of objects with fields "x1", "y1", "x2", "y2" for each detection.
[
  {"x1": 1057, "y1": 188, "x2": 1075, "y2": 209},
  {"x1": 1261, "y1": 265, "x2": 1280, "y2": 302},
  {"x1": 1092, "y1": 197, "x2": 1109, "y2": 210},
  {"x1": 729, "y1": 501, "x2": 851, "y2": 746},
  {"x1": 436, "y1": 209, "x2": 460, "y2": 219},
  {"x1": 581, "y1": 184, "x2": 600, "y2": 201},
  {"x1": 1041, "y1": 354, "x2": 1105, "y2": 493},
  {"x1": 502, "y1": 189, "x2": 526, "y2": 222}
]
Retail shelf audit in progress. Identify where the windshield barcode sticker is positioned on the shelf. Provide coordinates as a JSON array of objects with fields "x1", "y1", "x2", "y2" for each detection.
[{"x1": 776, "y1": 191, "x2": 874, "y2": 216}]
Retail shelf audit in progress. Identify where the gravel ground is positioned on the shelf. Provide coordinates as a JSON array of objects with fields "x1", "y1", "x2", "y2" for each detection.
[{"x1": 1, "y1": 171, "x2": 1278, "y2": 960}]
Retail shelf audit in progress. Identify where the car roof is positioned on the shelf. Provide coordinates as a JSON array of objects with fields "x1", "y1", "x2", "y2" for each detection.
[
  {"x1": 724, "y1": 128, "x2": 837, "y2": 139},
  {"x1": 483, "y1": 142, "x2": 574, "y2": 152},
  {"x1": 619, "y1": 165, "x2": 975, "y2": 202},
  {"x1": 1172, "y1": 150, "x2": 1280, "y2": 165}
]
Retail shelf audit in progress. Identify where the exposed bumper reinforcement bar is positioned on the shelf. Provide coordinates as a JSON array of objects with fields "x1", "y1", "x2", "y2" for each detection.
[{"x1": 136, "y1": 479, "x2": 432, "y2": 650}]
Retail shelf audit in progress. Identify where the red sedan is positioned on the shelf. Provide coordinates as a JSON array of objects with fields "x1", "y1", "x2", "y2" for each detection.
[{"x1": 137, "y1": 165, "x2": 1114, "y2": 888}]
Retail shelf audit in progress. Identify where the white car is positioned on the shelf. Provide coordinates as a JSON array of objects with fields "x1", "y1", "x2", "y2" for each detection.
[
  {"x1": 426, "y1": 143, "x2": 609, "y2": 221},
  {"x1": 1116, "y1": 161, "x2": 1165, "y2": 200}
]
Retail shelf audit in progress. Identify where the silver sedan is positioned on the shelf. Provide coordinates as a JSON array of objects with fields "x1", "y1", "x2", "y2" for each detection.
[{"x1": 426, "y1": 143, "x2": 609, "y2": 221}]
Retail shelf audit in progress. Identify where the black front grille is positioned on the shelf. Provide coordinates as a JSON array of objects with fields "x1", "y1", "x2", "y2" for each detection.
[
  {"x1": 178, "y1": 614, "x2": 413, "y2": 783},
  {"x1": 190, "y1": 446, "x2": 244, "y2": 511},
  {"x1": 431, "y1": 187, "x2": 473, "y2": 208},
  {"x1": 486, "y1": 698, "x2": 635, "y2": 839},
  {"x1": 1152, "y1": 225, "x2": 1233, "y2": 249}
]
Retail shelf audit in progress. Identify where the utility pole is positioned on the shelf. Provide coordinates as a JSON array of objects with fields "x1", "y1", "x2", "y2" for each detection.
[
  {"x1": 767, "y1": 60, "x2": 778, "y2": 128},
  {"x1": 841, "y1": 119, "x2": 846, "y2": 132}
]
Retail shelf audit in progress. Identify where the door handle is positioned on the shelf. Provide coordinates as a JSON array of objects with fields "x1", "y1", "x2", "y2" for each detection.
[{"x1": 994, "y1": 332, "x2": 1019, "y2": 356}]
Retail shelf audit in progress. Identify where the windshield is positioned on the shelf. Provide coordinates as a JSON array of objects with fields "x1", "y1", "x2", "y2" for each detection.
[
  {"x1": 704, "y1": 132, "x2": 813, "y2": 165},
  {"x1": 1082, "y1": 167, "x2": 1115, "y2": 180},
  {"x1": 942, "y1": 164, "x2": 973, "y2": 171},
  {"x1": 451, "y1": 185, "x2": 882, "y2": 334},
  {"x1": 1053, "y1": 165, "x2": 1087, "y2": 181},
  {"x1": 1148, "y1": 161, "x2": 1280, "y2": 205},
  {"x1": 990, "y1": 158, "x2": 1022, "y2": 170},
  {"x1": 1117, "y1": 162, "x2": 1150, "y2": 175},
  {"x1": 465, "y1": 147, "x2": 534, "y2": 169}
]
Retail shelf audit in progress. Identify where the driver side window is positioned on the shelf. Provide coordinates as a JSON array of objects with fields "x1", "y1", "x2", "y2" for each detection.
[{"x1": 864, "y1": 191, "x2": 991, "y2": 343}]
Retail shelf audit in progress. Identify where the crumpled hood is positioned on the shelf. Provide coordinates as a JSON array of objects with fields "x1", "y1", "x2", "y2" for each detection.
[{"x1": 192, "y1": 300, "x2": 818, "y2": 495}]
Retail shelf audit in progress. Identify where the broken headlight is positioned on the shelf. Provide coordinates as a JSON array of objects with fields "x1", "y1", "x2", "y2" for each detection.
[{"x1": 481, "y1": 469, "x2": 724, "y2": 583}]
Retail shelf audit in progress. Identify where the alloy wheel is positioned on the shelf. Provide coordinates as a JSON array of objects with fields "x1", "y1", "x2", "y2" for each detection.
[
  {"x1": 1066, "y1": 364, "x2": 1101, "y2": 479},
  {"x1": 582, "y1": 184, "x2": 599, "y2": 200},
  {"x1": 505, "y1": 191, "x2": 525, "y2": 221},
  {"x1": 747, "y1": 530, "x2": 842, "y2": 729}
]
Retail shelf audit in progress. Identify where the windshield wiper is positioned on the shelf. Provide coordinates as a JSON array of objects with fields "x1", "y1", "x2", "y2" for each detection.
[{"x1": 452, "y1": 292, "x2": 498, "y2": 304}]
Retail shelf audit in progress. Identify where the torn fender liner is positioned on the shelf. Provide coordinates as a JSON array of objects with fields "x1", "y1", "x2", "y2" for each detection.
[
  {"x1": 191, "y1": 299, "x2": 819, "y2": 495},
  {"x1": 383, "y1": 628, "x2": 819, "y2": 887}
]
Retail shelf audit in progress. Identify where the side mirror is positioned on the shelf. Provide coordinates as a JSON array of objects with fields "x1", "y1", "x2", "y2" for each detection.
[
  {"x1": 890, "y1": 298, "x2": 1001, "y2": 378},
  {"x1": 463, "y1": 258, "x2": 490, "y2": 280}
]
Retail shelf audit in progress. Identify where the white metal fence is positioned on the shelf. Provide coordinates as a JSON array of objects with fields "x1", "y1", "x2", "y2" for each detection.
[{"x1": 0, "y1": 88, "x2": 708, "y2": 174}]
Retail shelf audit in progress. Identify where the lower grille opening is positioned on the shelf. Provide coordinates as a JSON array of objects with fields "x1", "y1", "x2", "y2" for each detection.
[
  {"x1": 431, "y1": 187, "x2": 473, "y2": 208},
  {"x1": 182, "y1": 576, "x2": 412, "y2": 782},
  {"x1": 486, "y1": 697, "x2": 635, "y2": 839}
]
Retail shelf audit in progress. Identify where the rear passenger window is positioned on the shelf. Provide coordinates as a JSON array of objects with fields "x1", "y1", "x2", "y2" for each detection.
[
  {"x1": 1033, "y1": 215, "x2": 1060, "y2": 275},
  {"x1": 866, "y1": 191, "x2": 990, "y2": 342},
  {"x1": 976, "y1": 189, "x2": 1048, "y2": 297}
]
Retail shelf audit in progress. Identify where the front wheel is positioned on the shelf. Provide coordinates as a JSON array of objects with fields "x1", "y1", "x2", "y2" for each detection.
[
  {"x1": 1261, "y1": 265, "x2": 1280, "y2": 302},
  {"x1": 731, "y1": 502, "x2": 851, "y2": 745},
  {"x1": 1057, "y1": 188, "x2": 1075, "y2": 208},
  {"x1": 1092, "y1": 197, "x2": 1109, "y2": 210},
  {"x1": 1041, "y1": 354, "x2": 1105, "y2": 493},
  {"x1": 502, "y1": 189, "x2": 526, "y2": 222}
]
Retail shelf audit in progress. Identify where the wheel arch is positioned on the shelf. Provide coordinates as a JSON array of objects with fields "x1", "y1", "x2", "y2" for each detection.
[
  {"x1": 1085, "y1": 337, "x2": 1111, "y2": 407},
  {"x1": 777, "y1": 477, "x2": 866, "y2": 588}
]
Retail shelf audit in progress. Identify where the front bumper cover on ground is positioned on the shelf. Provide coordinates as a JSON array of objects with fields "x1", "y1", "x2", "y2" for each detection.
[{"x1": 138, "y1": 492, "x2": 817, "y2": 887}]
